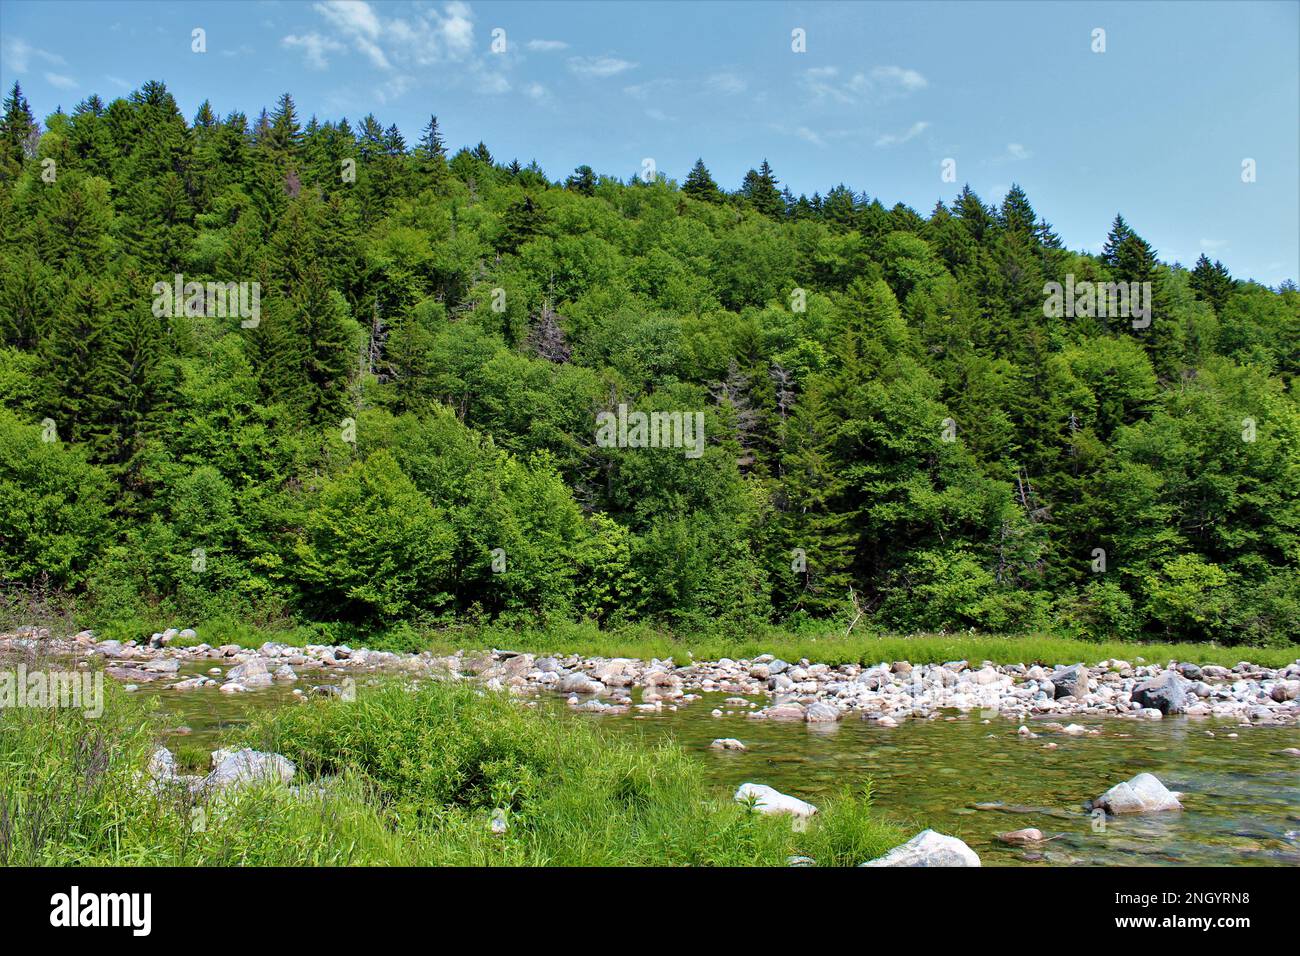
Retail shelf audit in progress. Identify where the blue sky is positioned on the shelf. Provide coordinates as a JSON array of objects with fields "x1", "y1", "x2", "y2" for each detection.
[{"x1": 2, "y1": 0, "x2": 1296, "y2": 285}]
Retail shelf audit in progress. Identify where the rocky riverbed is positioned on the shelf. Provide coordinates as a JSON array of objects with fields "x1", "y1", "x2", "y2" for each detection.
[
  {"x1": 5, "y1": 626, "x2": 1299, "y2": 866},
  {"x1": 4, "y1": 626, "x2": 1299, "y2": 725}
]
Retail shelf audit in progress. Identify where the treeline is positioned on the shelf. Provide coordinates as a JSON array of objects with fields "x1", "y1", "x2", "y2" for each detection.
[{"x1": 1, "y1": 81, "x2": 1297, "y2": 645}]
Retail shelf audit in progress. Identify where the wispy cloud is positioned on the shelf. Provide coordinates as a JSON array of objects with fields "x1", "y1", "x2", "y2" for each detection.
[
  {"x1": 282, "y1": 32, "x2": 345, "y2": 69},
  {"x1": 1199, "y1": 238, "x2": 1229, "y2": 252},
  {"x1": 802, "y1": 64, "x2": 927, "y2": 105},
  {"x1": 1, "y1": 37, "x2": 65, "y2": 74},
  {"x1": 568, "y1": 55, "x2": 637, "y2": 78},
  {"x1": 288, "y1": 0, "x2": 476, "y2": 72},
  {"x1": 44, "y1": 71, "x2": 77, "y2": 90},
  {"x1": 871, "y1": 65, "x2": 928, "y2": 92},
  {"x1": 797, "y1": 127, "x2": 828, "y2": 147},
  {"x1": 623, "y1": 78, "x2": 674, "y2": 100},
  {"x1": 706, "y1": 71, "x2": 747, "y2": 95},
  {"x1": 527, "y1": 39, "x2": 568, "y2": 52},
  {"x1": 875, "y1": 120, "x2": 930, "y2": 147}
]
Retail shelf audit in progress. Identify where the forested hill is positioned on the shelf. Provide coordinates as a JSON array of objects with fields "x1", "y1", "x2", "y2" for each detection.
[{"x1": 1, "y1": 81, "x2": 1297, "y2": 647}]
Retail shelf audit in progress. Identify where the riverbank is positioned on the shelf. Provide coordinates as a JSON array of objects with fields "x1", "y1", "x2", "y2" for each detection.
[
  {"x1": 0, "y1": 676, "x2": 907, "y2": 867},
  {"x1": 5, "y1": 627, "x2": 1298, "y2": 724},
  {"x1": 34, "y1": 616, "x2": 1300, "y2": 669}
]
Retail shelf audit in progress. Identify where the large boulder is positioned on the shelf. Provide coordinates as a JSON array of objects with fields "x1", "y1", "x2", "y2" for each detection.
[
  {"x1": 860, "y1": 830, "x2": 981, "y2": 867},
  {"x1": 1270, "y1": 680, "x2": 1300, "y2": 702},
  {"x1": 203, "y1": 748, "x2": 296, "y2": 791},
  {"x1": 1092, "y1": 772, "x2": 1182, "y2": 814},
  {"x1": 1131, "y1": 671, "x2": 1189, "y2": 715},
  {"x1": 558, "y1": 673, "x2": 603, "y2": 695},
  {"x1": 226, "y1": 658, "x2": 273, "y2": 689},
  {"x1": 1050, "y1": 664, "x2": 1089, "y2": 699},
  {"x1": 734, "y1": 783, "x2": 817, "y2": 818}
]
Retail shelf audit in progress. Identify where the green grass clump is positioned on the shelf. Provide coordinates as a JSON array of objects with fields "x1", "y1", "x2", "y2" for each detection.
[{"x1": 0, "y1": 678, "x2": 905, "y2": 866}]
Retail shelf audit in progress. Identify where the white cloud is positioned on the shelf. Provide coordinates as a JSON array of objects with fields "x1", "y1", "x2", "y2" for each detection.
[
  {"x1": 316, "y1": 0, "x2": 381, "y2": 40},
  {"x1": 527, "y1": 39, "x2": 568, "y2": 52},
  {"x1": 2, "y1": 38, "x2": 65, "y2": 74},
  {"x1": 1005, "y1": 142, "x2": 1030, "y2": 161},
  {"x1": 296, "y1": 0, "x2": 477, "y2": 72},
  {"x1": 104, "y1": 74, "x2": 131, "y2": 90},
  {"x1": 473, "y1": 69, "x2": 510, "y2": 95},
  {"x1": 523, "y1": 81, "x2": 548, "y2": 100},
  {"x1": 803, "y1": 64, "x2": 926, "y2": 104},
  {"x1": 44, "y1": 71, "x2": 77, "y2": 90},
  {"x1": 568, "y1": 55, "x2": 636, "y2": 78},
  {"x1": 875, "y1": 120, "x2": 930, "y2": 147},
  {"x1": 801, "y1": 66, "x2": 866, "y2": 104},
  {"x1": 282, "y1": 32, "x2": 345, "y2": 69},
  {"x1": 796, "y1": 126, "x2": 826, "y2": 148},
  {"x1": 707, "y1": 72, "x2": 747, "y2": 95},
  {"x1": 871, "y1": 65, "x2": 928, "y2": 91},
  {"x1": 623, "y1": 78, "x2": 673, "y2": 100}
]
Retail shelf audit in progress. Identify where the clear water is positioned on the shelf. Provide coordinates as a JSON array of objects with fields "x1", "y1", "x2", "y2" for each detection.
[{"x1": 132, "y1": 663, "x2": 1300, "y2": 867}]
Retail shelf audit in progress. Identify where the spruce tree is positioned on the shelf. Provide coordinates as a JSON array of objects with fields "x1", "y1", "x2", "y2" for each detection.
[
  {"x1": 682, "y1": 158, "x2": 721, "y2": 202},
  {"x1": 1190, "y1": 254, "x2": 1235, "y2": 313},
  {"x1": 0, "y1": 81, "x2": 37, "y2": 184},
  {"x1": 741, "y1": 159, "x2": 784, "y2": 218}
]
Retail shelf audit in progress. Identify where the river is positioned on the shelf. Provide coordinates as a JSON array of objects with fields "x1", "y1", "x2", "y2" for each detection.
[{"x1": 132, "y1": 663, "x2": 1300, "y2": 867}]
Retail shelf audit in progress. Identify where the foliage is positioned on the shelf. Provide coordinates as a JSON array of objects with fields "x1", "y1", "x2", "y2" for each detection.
[{"x1": 1, "y1": 82, "x2": 1296, "y2": 646}]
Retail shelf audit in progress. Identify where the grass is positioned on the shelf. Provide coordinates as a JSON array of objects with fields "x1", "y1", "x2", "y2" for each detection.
[
  {"x1": 0, "y1": 676, "x2": 906, "y2": 867},
  {"x1": 151, "y1": 616, "x2": 1298, "y2": 669},
  {"x1": 16, "y1": 606, "x2": 1299, "y2": 667}
]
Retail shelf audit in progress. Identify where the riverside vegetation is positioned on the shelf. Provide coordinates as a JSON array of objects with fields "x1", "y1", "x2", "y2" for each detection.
[
  {"x1": 0, "y1": 81, "x2": 1298, "y2": 649},
  {"x1": 0, "y1": 674, "x2": 906, "y2": 867}
]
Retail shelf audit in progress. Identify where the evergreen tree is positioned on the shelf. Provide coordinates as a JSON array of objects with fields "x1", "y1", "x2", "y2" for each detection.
[
  {"x1": 0, "y1": 81, "x2": 38, "y2": 183},
  {"x1": 1190, "y1": 254, "x2": 1235, "y2": 313},
  {"x1": 1101, "y1": 213, "x2": 1134, "y2": 269},
  {"x1": 565, "y1": 165, "x2": 596, "y2": 196},
  {"x1": 741, "y1": 159, "x2": 784, "y2": 218},
  {"x1": 682, "y1": 158, "x2": 721, "y2": 202}
]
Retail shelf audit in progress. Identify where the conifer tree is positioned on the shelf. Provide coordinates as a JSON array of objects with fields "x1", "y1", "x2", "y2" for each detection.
[
  {"x1": 1190, "y1": 254, "x2": 1235, "y2": 313},
  {"x1": 0, "y1": 81, "x2": 38, "y2": 183},
  {"x1": 682, "y1": 158, "x2": 721, "y2": 202},
  {"x1": 741, "y1": 159, "x2": 784, "y2": 218}
]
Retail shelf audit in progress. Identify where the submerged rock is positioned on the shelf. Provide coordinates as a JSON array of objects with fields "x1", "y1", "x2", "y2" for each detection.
[
  {"x1": 734, "y1": 782, "x2": 817, "y2": 818},
  {"x1": 996, "y1": 827, "x2": 1045, "y2": 845},
  {"x1": 860, "y1": 829, "x2": 981, "y2": 867},
  {"x1": 710, "y1": 738, "x2": 747, "y2": 751},
  {"x1": 1092, "y1": 772, "x2": 1183, "y2": 814}
]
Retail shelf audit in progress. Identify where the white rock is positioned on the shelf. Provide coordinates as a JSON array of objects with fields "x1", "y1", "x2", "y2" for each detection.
[
  {"x1": 860, "y1": 829, "x2": 981, "y2": 867},
  {"x1": 1094, "y1": 772, "x2": 1183, "y2": 814},
  {"x1": 734, "y1": 783, "x2": 817, "y2": 818}
]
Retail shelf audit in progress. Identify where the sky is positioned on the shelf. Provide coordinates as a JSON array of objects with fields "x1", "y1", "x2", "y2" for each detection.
[{"x1": 1, "y1": 0, "x2": 1296, "y2": 286}]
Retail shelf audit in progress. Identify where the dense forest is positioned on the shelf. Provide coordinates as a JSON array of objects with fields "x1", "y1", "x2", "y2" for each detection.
[{"x1": 1, "y1": 80, "x2": 1297, "y2": 646}]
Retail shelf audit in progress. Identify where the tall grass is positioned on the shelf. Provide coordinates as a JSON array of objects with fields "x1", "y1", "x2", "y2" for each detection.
[
  {"x1": 158, "y1": 616, "x2": 1299, "y2": 667},
  {"x1": 436, "y1": 620, "x2": 1300, "y2": 669},
  {"x1": 0, "y1": 678, "x2": 905, "y2": 866}
]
